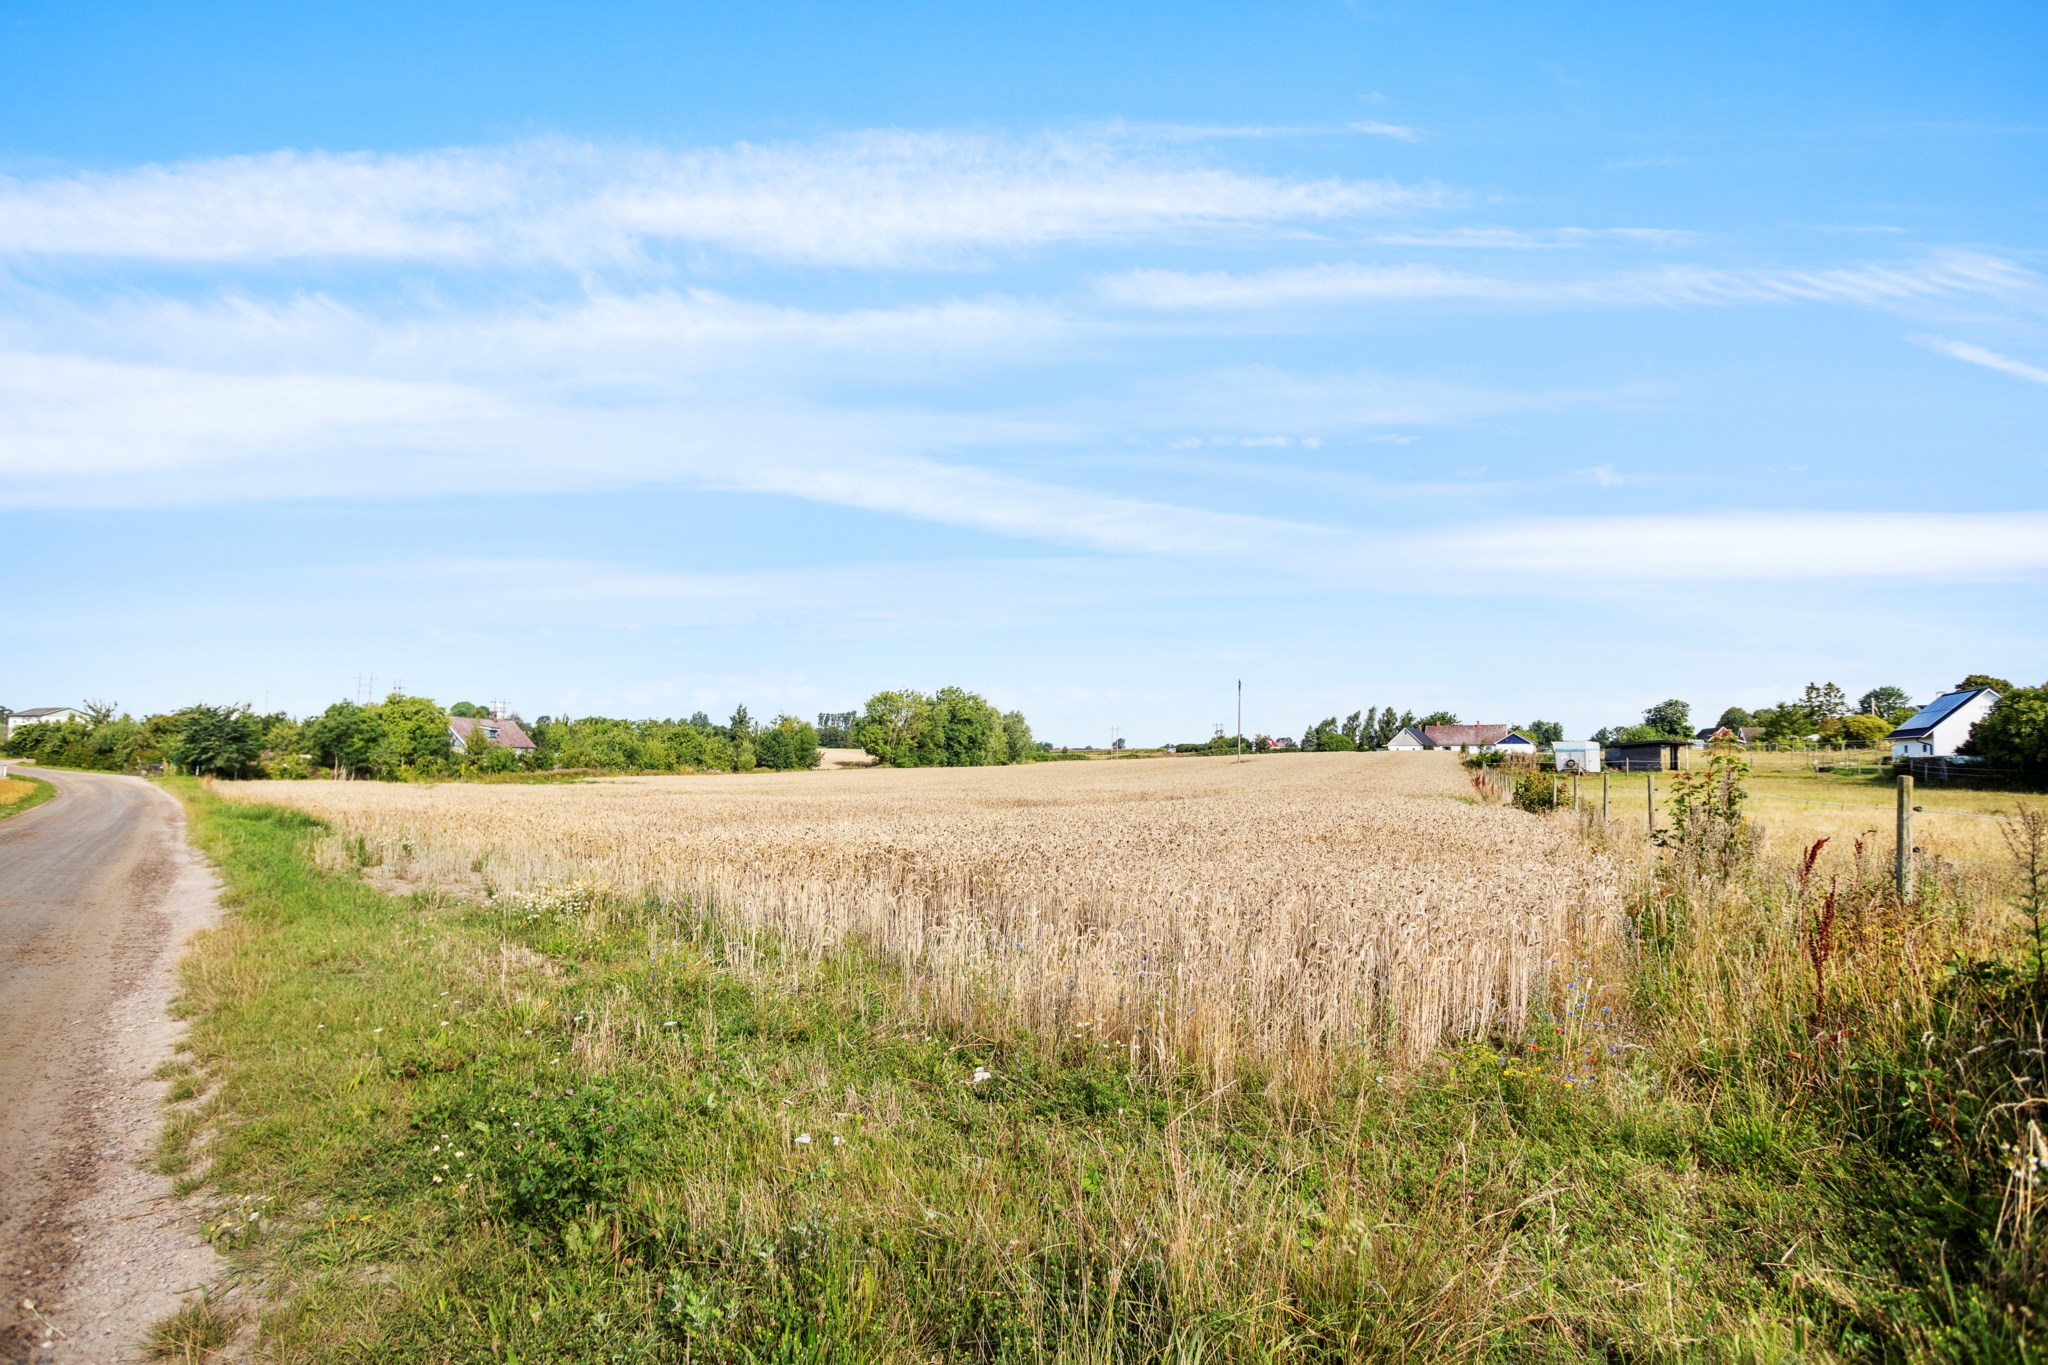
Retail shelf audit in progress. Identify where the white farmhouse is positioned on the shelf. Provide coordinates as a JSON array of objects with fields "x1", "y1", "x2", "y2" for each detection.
[
  {"x1": 1887, "y1": 687, "x2": 2000, "y2": 759},
  {"x1": 4, "y1": 705, "x2": 86, "y2": 739},
  {"x1": 448, "y1": 707, "x2": 538, "y2": 755},
  {"x1": 1387, "y1": 724, "x2": 1536, "y2": 755}
]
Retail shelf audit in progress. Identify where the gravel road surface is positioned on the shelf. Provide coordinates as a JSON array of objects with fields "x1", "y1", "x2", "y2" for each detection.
[{"x1": 0, "y1": 770, "x2": 220, "y2": 1363}]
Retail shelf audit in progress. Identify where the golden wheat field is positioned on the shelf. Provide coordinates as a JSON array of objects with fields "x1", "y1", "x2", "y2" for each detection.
[{"x1": 223, "y1": 754, "x2": 1639, "y2": 1075}]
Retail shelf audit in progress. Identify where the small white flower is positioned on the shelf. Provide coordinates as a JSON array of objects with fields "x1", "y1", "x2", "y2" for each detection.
[
  {"x1": 831, "y1": 1135, "x2": 844, "y2": 1147},
  {"x1": 972, "y1": 1067, "x2": 993, "y2": 1084},
  {"x1": 431, "y1": 1145, "x2": 440, "y2": 1153},
  {"x1": 372, "y1": 1027, "x2": 382, "y2": 1034},
  {"x1": 432, "y1": 1175, "x2": 443, "y2": 1183},
  {"x1": 795, "y1": 1132, "x2": 813, "y2": 1145}
]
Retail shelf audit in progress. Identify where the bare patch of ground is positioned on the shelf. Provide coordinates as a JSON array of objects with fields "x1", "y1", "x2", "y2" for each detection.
[{"x1": 1, "y1": 774, "x2": 226, "y2": 1364}]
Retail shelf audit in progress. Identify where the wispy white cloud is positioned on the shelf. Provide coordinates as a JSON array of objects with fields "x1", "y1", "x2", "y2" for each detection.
[
  {"x1": 0, "y1": 285, "x2": 1071, "y2": 383},
  {"x1": 1349, "y1": 121, "x2": 1422, "y2": 141},
  {"x1": 1910, "y1": 334, "x2": 2048, "y2": 386},
  {"x1": 1367, "y1": 226, "x2": 1696, "y2": 249},
  {"x1": 1403, "y1": 512, "x2": 2048, "y2": 583},
  {"x1": 1097, "y1": 250, "x2": 2038, "y2": 310},
  {"x1": 0, "y1": 133, "x2": 1439, "y2": 269}
]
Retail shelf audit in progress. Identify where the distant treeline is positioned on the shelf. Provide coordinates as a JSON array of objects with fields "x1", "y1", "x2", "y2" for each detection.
[{"x1": 4, "y1": 686, "x2": 1040, "y2": 780}]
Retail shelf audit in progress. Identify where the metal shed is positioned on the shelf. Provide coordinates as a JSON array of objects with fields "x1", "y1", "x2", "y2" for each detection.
[
  {"x1": 1604, "y1": 739, "x2": 1686, "y2": 772},
  {"x1": 1551, "y1": 741, "x2": 1602, "y2": 773}
]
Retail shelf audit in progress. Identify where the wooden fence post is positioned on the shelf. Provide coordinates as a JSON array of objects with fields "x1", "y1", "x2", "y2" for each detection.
[
  {"x1": 1896, "y1": 773, "x2": 1914, "y2": 901},
  {"x1": 1601, "y1": 770, "x2": 1609, "y2": 824},
  {"x1": 1646, "y1": 771, "x2": 1656, "y2": 833}
]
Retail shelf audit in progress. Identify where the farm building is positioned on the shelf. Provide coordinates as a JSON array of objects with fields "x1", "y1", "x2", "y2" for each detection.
[
  {"x1": 449, "y1": 709, "x2": 538, "y2": 754},
  {"x1": 1887, "y1": 687, "x2": 2000, "y2": 759},
  {"x1": 4, "y1": 705, "x2": 86, "y2": 738},
  {"x1": 1604, "y1": 739, "x2": 1687, "y2": 771},
  {"x1": 1387, "y1": 724, "x2": 1536, "y2": 754},
  {"x1": 1551, "y1": 741, "x2": 1602, "y2": 772},
  {"x1": 1422, "y1": 724, "x2": 1533, "y2": 754}
]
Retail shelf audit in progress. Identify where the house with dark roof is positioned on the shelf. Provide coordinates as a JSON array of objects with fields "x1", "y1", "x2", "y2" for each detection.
[
  {"x1": 4, "y1": 706, "x2": 86, "y2": 739},
  {"x1": 1887, "y1": 687, "x2": 1999, "y2": 759},
  {"x1": 1387, "y1": 723, "x2": 1537, "y2": 754},
  {"x1": 449, "y1": 708, "x2": 538, "y2": 754}
]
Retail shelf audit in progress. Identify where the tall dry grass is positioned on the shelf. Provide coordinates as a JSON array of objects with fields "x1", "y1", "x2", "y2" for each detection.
[{"x1": 223, "y1": 754, "x2": 1636, "y2": 1078}]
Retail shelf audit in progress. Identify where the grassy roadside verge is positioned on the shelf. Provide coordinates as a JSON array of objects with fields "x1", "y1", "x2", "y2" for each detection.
[
  {"x1": 163, "y1": 780, "x2": 2039, "y2": 1360},
  {"x1": 0, "y1": 770, "x2": 55, "y2": 820}
]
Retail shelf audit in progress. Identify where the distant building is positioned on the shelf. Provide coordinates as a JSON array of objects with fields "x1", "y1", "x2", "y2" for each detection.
[
  {"x1": 1887, "y1": 687, "x2": 2000, "y2": 760},
  {"x1": 1552, "y1": 741, "x2": 1602, "y2": 773},
  {"x1": 1605, "y1": 739, "x2": 1687, "y2": 772},
  {"x1": 449, "y1": 707, "x2": 538, "y2": 754},
  {"x1": 4, "y1": 706, "x2": 86, "y2": 738},
  {"x1": 1385, "y1": 724, "x2": 1534, "y2": 754},
  {"x1": 1421, "y1": 724, "x2": 1532, "y2": 754}
]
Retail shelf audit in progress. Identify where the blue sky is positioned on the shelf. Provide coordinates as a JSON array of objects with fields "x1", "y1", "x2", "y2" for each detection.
[{"x1": 3, "y1": 2, "x2": 2044, "y2": 743}]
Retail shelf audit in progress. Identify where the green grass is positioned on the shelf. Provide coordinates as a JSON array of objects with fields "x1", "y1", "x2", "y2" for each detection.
[
  {"x1": 162, "y1": 781, "x2": 2047, "y2": 1360},
  {"x1": 0, "y1": 770, "x2": 56, "y2": 820}
]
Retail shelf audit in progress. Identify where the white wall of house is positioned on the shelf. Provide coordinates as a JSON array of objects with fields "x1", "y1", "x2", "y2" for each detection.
[
  {"x1": 1386, "y1": 728, "x2": 1429, "y2": 751},
  {"x1": 1890, "y1": 689, "x2": 2000, "y2": 759}
]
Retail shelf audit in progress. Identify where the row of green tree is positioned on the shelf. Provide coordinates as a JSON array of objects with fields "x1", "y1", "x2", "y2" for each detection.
[
  {"x1": 5, "y1": 688, "x2": 1039, "y2": 779},
  {"x1": 1589, "y1": 677, "x2": 2011, "y2": 750},
  {"x1": 849, "y1": 687, "x2": 1037, "y2": 767},
  {"x1": 1295, "y1": 709, "x2": 1566, "y2": 752}
]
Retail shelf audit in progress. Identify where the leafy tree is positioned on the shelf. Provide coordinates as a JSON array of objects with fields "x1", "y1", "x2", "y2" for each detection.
[
  {"x1": 853, "y1": 691, "x2": 933, "y2": 767},
  {"x1": 1360, "y1": 707, "x2": 1380, "y2": 749},
  {"x1": 170, "y1": 704, "x2": 264, "y2": 777},
  {"x1": 307, "y1": 701, "x2": 384, "y2": 778},
  {"x1": 1716, "y1": 707, "x2": 1755, "y2": 732},
  {"x1": 1641, "y1": 699, "x2": 1692, "y2": 738},
  {"x1": 1833, "y1": 713, "x2": 1894, "y2": 748},
  {"x1": 1959, "y1": 674, "x2": 2015, "y2": 695},
  {"x1": 1591, "y1": 727, "x2": 1614, "y2": 745},
  {"x1": 1961, "y1": 685, "x2": 2048, "y2": 775},
  {"x1": 727, "y1": 705, "x2": 754, "y2": 744},
  {"x1": 449, "y1": 701, "x2": 484, "y2": 718},
  {"x1": 1417, "y1": 711, "x2": 1459, "y2": 728},
  {"x1": 1801, "y1": 682, "x2": 1848, "y2": 723},
  {"x1": 372, "y1": 694, "x2": 453, "y2": 777},
  {"x1": 1341, "y1": 711, "x2": 1364, "y2": 746},
  {"x1": 754, "y1": 716, "x2": 822, "y2": 771},
  {"x1": 1001, "y1": 711, "x2": 1035, "y2": 764},
  {"x1": 1856, "y1": 686, "x2": 1913, "y2": 717},
  {"x1": 688, "y1": 711, "x2": 714, "y2": 730},
  {"x1": 1524, "y1": 720, "x2": 1565, "y2": 745}
]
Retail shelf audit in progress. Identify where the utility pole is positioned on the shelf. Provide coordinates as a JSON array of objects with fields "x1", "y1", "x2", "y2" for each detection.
[
  {"x1": 1236, "y1": 680, "x2": 1243, "y2": 763},
  {"x1": 1896, "y1": 773, "x2": 1915, "y2": 901}
]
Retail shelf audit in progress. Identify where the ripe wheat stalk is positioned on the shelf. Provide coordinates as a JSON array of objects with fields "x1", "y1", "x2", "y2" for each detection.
[{"x1": 223, "y1": 754, "x2": 1634, "y2": 1075}]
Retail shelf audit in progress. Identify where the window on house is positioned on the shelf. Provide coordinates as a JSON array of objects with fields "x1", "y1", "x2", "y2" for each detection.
[{"x1": 486, "y1": 726, "x2": 499, "y2": 741}]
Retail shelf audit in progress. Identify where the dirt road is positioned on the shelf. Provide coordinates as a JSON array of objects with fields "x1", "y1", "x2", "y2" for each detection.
[{"x1": 0, "y1": 770, "x2": 219, "y2": 1363}]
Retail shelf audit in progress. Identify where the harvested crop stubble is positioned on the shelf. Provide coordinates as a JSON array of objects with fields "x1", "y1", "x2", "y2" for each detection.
[{"x1": 224, "y1": 754, "x2": 1633, "y2": 1072}]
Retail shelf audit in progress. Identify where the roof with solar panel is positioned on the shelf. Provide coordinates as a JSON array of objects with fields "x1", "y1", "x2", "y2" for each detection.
[{"x1": 1888, "y1": 687, "x2": 1998, "y2": 740}]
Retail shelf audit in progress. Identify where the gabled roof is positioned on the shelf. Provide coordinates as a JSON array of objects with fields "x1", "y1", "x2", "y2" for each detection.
[
  {"x1": 1387, "y1": 726, "x2": 1431, "y2": 746},
  {"x1": 1888, "y1": 687, "x2": 1997, "y2": 741},
  {"x1": 1422, "y1": 724, "x2": 1514, "y2": 747},
  {"x1": 450, "y1": 715, "x2": 537, "y2": 750},
  {"x1": 8, "y1": 706, "x2": 78, "y2": 719}
]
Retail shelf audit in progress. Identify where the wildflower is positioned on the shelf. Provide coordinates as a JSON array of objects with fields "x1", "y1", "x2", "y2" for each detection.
[
  {"x1": 832, "y1": 1135, "x2": 844, "y2": 1147},
  {"x1": 795, "y1": 1132, "x2": 813, "y2": 1145},
  {"x1": 972, "y1": 1066, "x2": 993, "y2": 1084}
]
